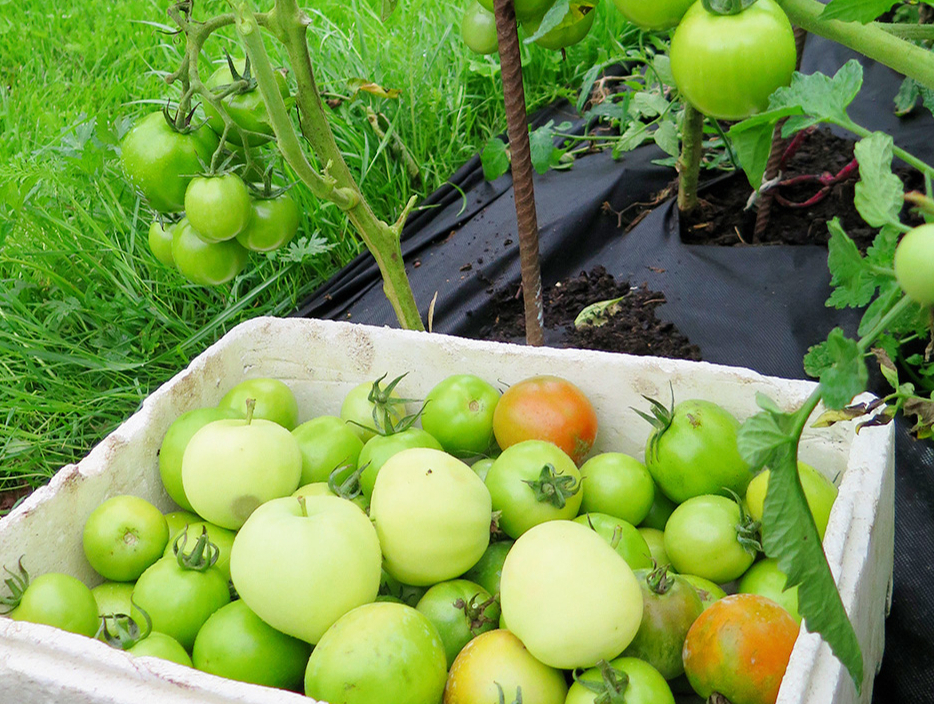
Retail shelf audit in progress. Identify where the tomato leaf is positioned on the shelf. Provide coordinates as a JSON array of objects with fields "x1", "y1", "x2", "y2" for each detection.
[
  {"x1": 853, "y1": 133, "x2": 904, "y2": 228},
  {"x1": 653, "y1": 121, "x2": 680, "y2": 158},
  {"x1": 380, "y1": 0, "x2": 398, "y2": 21},
  {"x1": 826, "y1": 219, "x2": 877, "y2": 309},
  {"x1": 817, "y1": 329, "x2": 868, "y2": 410},
  {"x1": 524, "y1": 0, "x2": 571, "y2": 43},
  {"x1": 530, "y1": 123, "x2": 559, "y2": 175},
  {"x1": 768, "y1": 60, "x2": 864, "y2": 136},
  {"x1": 858, "y1": 283, "x2": 902, "y2": 338},
  {"x1": 612, "y1": 123, "x2": 650, "y2": 157},
  {"x1": 481, "y1": 137, "x2": 511, "y2": 181},
  {"x1": 727, "y1": 107, "x2": 801, "y2": 188},
  {"x1": 819, "y1": 0, "x2": 898, "y2": 23}
]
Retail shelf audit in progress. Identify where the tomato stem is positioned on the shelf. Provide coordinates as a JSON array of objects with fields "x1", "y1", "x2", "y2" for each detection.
[{"x1": 677, "y1": 104, "x2": 704, "y2": 214}]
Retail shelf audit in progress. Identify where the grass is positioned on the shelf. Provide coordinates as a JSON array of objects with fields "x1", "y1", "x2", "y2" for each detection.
[{"x1": 0, "y1": 0, "x2": 637, "y2": 499}]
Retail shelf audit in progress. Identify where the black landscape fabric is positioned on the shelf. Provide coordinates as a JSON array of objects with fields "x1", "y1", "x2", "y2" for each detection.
[{"x1": 296, "y1": 36, "x2": 934, "y2": 702}]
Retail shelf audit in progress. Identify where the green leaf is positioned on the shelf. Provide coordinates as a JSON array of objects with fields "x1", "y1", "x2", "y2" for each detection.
[
  {"x1": 651, "y1": 54, "x2": 674, "y2": 88},
  {"x1": 865, "y1": 225, "x2": 901, "y2": 269},
  {"x1": 894, "y1": 77, "x2": 922, "y2": 117},
  {"x1": 613, "y1": 123, "x2": 649, "y2": 157},
  {"x1": 736, "y1": 393, "x2": 797, "y2": 469},
  {"x1": 803, "y1": 341, "x2": 833, "y2": 380},
  {"x1": 653, "y1": 121, "x2": 680, "y2": 158},
  {"x1": 826, "y1": 219, "x2": 877, "y2": 309},
  {"x1": 818, "y1": 328, "x2": 868, "y2": 409},
  {"x1": 727, "y1": 107, "x2": 801, "y2": 188},
  {"x1": 524, "y1": 0, "x2": 570, "y2": 43},
  {"x1": 577, "y1": 64, "x2": 604, "y2": 113},
  {"x1": 769, "y1": 61, "x2": 864, "y2": 136},
  {"x1": 529, "y1": 123, "x2": 558, "y2": 175},
  {"x1": 481, "y1": 137, "x2": 510, "y2": 181},
  {"x1": 631, "y1": 92, "x2": 670, "y2": 118},
  {"x1": 858, "y1": 283, "x2": 902, "y2": 338},
  {"x1": 380, "y1": 0, "x2": 398, "y2": 21},
  {"x1": 854, "y1": 133, "x2": 904, "y2": 228},
  {"x1": 762, "y1": 448, "x2": 864, "y2": 691},
  {"x1": 819, "y1": 0, "x2": 898, "y2": 22}
]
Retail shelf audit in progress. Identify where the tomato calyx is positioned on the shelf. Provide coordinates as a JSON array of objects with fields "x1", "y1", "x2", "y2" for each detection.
[
  {"x1": 160, "y1": 101, "x2": 202, "y2": 136},
  {"x1": 521, "y1": 463, "x2": 582, "y2": 508},
  {"x1": 171, "y1": 526, "x2": 221, "y2": 572},
  {"x1": 644, "y1": 562, "x2": 675, "y2": 596},
  {"x1": 97, "y1": 599, "x2": 153, "y2": 650},
  {"x1": 701, "y1": 0, "x2": 759, "y2": 15},
  {"x1": 727, "y1": 489, "x2": 763, "y2": 555},
  {"x1": 353, "y1": 372, "x2": 425, "y2": 436},
  {"x1": 633, "y1": 386, "x2": 676, "y2": 461},
  {"x1": 0, "y1": 556, "x2": 29, "y2": 613},
  {"x1": 707, "y1": 694, "x2": 734, "y2": 704},
  {"x1": 328, "y1": 462, "x2": 367, "y2": 504},
  {"x1": 454, "y1": 592, "x2": 500, "y2": 634},
  {"x1": 495, "y1": 683, "x2": 524, "y2": 704},
  {"x1": 216, "y1": 52, "x2": 259, "y2": 97},
  {"x1": 572, "y1": 659, "x2": 631, "y2": 704}
]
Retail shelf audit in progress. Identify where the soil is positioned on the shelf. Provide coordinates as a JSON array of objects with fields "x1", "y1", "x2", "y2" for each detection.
[{"x1": 474, "y1": 266, "x2": 702, "y2": 361}]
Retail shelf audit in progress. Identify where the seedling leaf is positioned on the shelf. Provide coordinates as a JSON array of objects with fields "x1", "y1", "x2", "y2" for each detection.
[{"x1": 854, "y1": 133, "x2": 904, "y2": 228}]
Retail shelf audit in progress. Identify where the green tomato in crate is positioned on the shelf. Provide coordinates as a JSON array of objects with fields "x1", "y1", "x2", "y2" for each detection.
[
  {"x1": 565, "y1": 656, "x2": 675, "y2": 704},
  {"x1": 500, "y1": 519, "x2": 643, "y2": 669},
  {"x1": 217, "y1": 377, "x2": 299, "y2": 430},
  {"x1": 163, "y1": 510, "x2": 202, "y2": 537},
  {"x1": 521, "y1": 6, "x2": 596, "y2": 52},
  {"x1": 127, "y1": 631, "x2": 193, "y2": 667},
  {"x1": 171, "y1": 218, "x2": 249, "y2": 286},
  {"x1": 370, "y1": 448, "x2": 492, "y2": 586},
  {"x1": 82, "y1": 495, "x2": 169, "y2": 582},
  {"x1": 293, "y1": 481, "x2": 368, "y2": 513},
  {"x1": 664, "y1": 494, "x2": 758, "y2": 584},
  {"x1": 894, "y1": 222, "x2": 934, "y2": 305},
  {"x1": 416, "y1": 579, "x2": 500, "y2": 668},
  {"x1": 230, "y1": 495, "x2": 382, "y2": 644},
  {"x1": 469, "y1": 457, "x2": 495, "y2": 482},
  {"x1": 181, "y1": 411, "x2": 302, "y2": 530},
  {"x1": 203, "y1": 58, "x2": 291, "y2": 147},
  {"x1": 305, "y1": 602, "x2": 448, "y2": 704},
  {"x1": 164, "y1": 521, "x2": 237, "y2": 582},
  {"x1": 159, "y1": 407, "x2": 241, "y2": 513},
  {"x1": 642, "y1": 397, "x2": 751, "y2": 503},
  {"x1": 637, "y1": 527, "x2": 668, "y2": 568},
  {"x1": 485, "y1": 439, "x2": 583, "y2": 539},
  {"x1": 574, "y1": 513, "x2": 653, "y2": 570},
  {"x1": 193, "y1": 599, "x2": 312, "y2": 690},
  {"x1": 462, "y1": 2, "x2": 499, "y2": 55},
  {"x1": 421, "y1": 374, "x2": 501, "y2": 457},
  {"x1": 91, "y1": 581, "x2": 142, "y2": 622},
  {"x1": 745, "y1": 461, "x2": 837, "y2": 538},
  {"x1": 358, "y1": 427, "x2": 443, "y2": 500},
  {"x1": 444, "y1": 629, "x2": 568, "y2": 704},
  {"x1": 680, "y1": 573, "x2": 726, "y2": 609},
  {"x1": 461, "y1": 540, "x2": 513, "y2": 597},
  {"x1": 738, "y1": 558, "x2": 800, "y2": 622},
  {"x1": 148, "y1": 220, "x2": 175, "y2": 266},
  {"x1": 340, "y1": 378, "x2": 405, "y2": 442},
  {"x1": 184, "y1": 174, "x2": 253, "y2": 243},
  {"x1": 578, "y1": 452, "x2": 655, "y2": 525},
  {"x1": 378, "y1": 568, "x2": 428, "y2": 608},
  {"x1": 639, "y1": 483, "x2": 678, "y2": 531},
  {"x1": 235, "y1": 193, "x2": 301, "y2": 252},
  {"x1": 292, "y1": 415, "x2": 365, "y2": 485},
  {"x1": 4, "y1": 565, "x2": 100, "y2": 638},
  {"x1": 622, "y1": 566, "x2": 704, "y2": 680},
  {"x1": 612, "y1": 0, "x2": 695, "y2": 29}
]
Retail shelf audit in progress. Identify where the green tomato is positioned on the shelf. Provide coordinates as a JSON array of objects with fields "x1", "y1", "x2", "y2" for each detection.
[
  {"x1": 293, "y1": 481, "x2": 369, "y2": 512},
  {"x1": 680, "y1": 573, "x2": 726, "y2": 609},
  {"x1": 664, "y1": 494, "x2": 756, "y2": 583},
  {"x1": 622, "y1": 569, "x2": 703, "y2": 680},
  {"x1": 612, "y1": 0, "x2": 695, "y2": 29},
  {"x1": 132, "y1": 554, "x2": 231, "y2": 651},
  {"x1": 340, "y1": 379, "x2": 404, "y2": 442},
  {"x1": 235, "y1": 194, "x2": 301, "y2": 252},
  {"x1": 522, "y1": 7, "x2": 596, "y2": 51},
  {"x1": 578, "y1": 452, "x2": 655, "y2": 525},
  {"x1": 444, "y1": 629, "x2": 568, "y2": 704},
  {"x1": 574, "y1": 513, "x2": 653, "y2": 570},
  {"x1": 421, "y1": 374, "x2": 501, "y2": 457},
  {"x1": 229, "y1": 495, "x2": 382, "y2": 644},
  {"x1": 91, "y1": 581, "x2": 138, "y2": 619},
  {"x1": 305, "y1": 602, "x2": 448, "y2": 704},
  {"x1": 203, "y1": 59, "x2": 291, "y2": 146},
  {"x1": 217, "y1": 377, "x2": 299, "y2": 430},
  {"x1": 8, "y1": 571, "x2": 100, "y2": 638},
  {"x1": 670, "y1": 0, "x2": 797, "y2": 121},
  {"x1": 182, "y1": 415, "x2": 302, "y2": 530},
  {"x1": 738, "y1": 558, "x2": 800, "y2": 622},
  {"x1": 127, "y1": 631, "x2": 193, "y2": 667},
  {"x1": 565, "y1": 656, "x2": 675, "y2": 704},
  {"x1": 745, "y1": 461, "x2": 837, "y2": 538},
  {"x1": 82, "y1": 495, "x2": 169, "y2": 582},
  {"x1": 644, "y1": 399, "x2": 751, "y2": 503},
  {"x1": 461, "y1": 540, "x2": 513, "y2": 596},
  {"x1": 416, "y1": 579, "x2": 500, "y2": 668},
  {"x1": 148, "y1": 220, "x2": 175, "y2": 266},
  {"x1": 637, "y1": 527, "x2": 668, "y2": 569},
  {"x1": 639, "y1": 483, "x2": 678, "y2": 531},
  {"x1": 163, "y1": 510, "x2": 202, "y2": 537},
  {"x1": 192, "y1": 599, "x2": 312, "y2": 690},
  {"x1": 164, "y1": 521, "x2": 237, "y2": 582},
  {"x1": 462, "y1": 2, "x2": 499, "y2": 55},
  {"x1": 120, "y1": 112, "x2": 219, "y2": 213},
  {"x1": 184, "y1": 174, "x2": 253, "y2": 243},
  {"x1": 292, "y1": 415, "x2": 365, "y2": 485},
  {"x1": 171, "y1": 219, "x2": 249, "y2": 286},
  {"x1": 500, "y1": 520, "x2": 644, "y2": 669},
  {"x1": 370, "y1": 448, "x2": 492, "y2": 586},
  {"x1": 358, "y1": 427, "x2": 443, "y2": 500},
  {"x1": 485, "y1": 439, "x2": 583, "y2": 539},
  {"x1": 159, "y1": 407, "x2": 241, "y2": 513},
  {"x1": 379, "y1": 568, "x2": 428, "y2": 607},
  {"x1": 470, "y1": 457, "x2": 495, "y2": 482},
  {"x1": 894, "y1": 222, "x2": 934, "y2": 305}
]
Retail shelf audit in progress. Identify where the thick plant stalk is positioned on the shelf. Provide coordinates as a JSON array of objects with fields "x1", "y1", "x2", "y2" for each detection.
[
  {"x1": 492, "y1": 0, "x2": 545, "y2": 346},
  {"x1": 776, "y1": 0, "x2": 934, "y2": 88},
  {"x1": 230, "y1": 0, "x2": 425, "y2": 331},
  {"x1": 676, "y1": 105, "x2": 704, "y2": 214}
]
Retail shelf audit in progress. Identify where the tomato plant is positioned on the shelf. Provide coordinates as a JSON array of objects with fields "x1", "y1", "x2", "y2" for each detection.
[
  {"x1": 421, "y1": 373, "x2": 501, "y2": 457},
  {"x1": 82, "y1": 495, "x2": 169, "y2": 582},
  {"x1": 493, "y1": 375, "x2": 598, "y2": 463},
  {"x1": 203, "y1": 57, "x2": 290, "y2": 146},
  {"x1": 670, "y1": 0, "x2": 797, "y2": 121}
]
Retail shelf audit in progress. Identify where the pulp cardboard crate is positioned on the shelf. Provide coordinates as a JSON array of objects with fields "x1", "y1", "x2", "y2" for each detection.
[{"x1": 0, "y1": 317, "x2": 894, "y2": 704}]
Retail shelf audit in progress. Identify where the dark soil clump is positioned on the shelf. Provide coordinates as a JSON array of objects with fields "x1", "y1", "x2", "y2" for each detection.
[{"x1": 474, "y1": 266, "x2": 701, "y2": 361}]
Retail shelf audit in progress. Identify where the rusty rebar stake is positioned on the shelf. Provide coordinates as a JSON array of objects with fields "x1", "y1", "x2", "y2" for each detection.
[{"x1": 493, "y1": 0, "x2": 545, "y2": 346}]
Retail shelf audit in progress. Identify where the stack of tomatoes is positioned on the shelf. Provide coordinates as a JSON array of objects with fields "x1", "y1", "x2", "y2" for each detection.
[
  {"x1": 2, "y1": 371, "x2": 838, "y2": 704},
  {"x1": 120, "y1": 59, "x2": 299, "y2": 286}
]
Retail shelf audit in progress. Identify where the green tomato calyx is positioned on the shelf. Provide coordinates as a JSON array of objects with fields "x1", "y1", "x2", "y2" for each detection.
[
  {"x1": 726, "y1": 488, "x2": 762, "y2": 555},
  {"x1": 218, "y1": 52, "x2": 259, "y2": 95},
  {"x1": 645, "y1": 563, "x2": 675, "y2": 595},
  {"x1": 454, "y1": 592, "x2": 499, "y2": 634},
  {"x1": 0, "y1": 556, "x2": 30, "y2": 613},
  {"x1": 522, "y1": 463, "x2": 581, "y2": 508},
  {"x1": 171, "y1": 526, "x2": 221, "y2": 572},
  {"x1": 347, "y1": 372, "x2": 425, "y2": 436},
  {"x1": 328, "y1": 462, "x2": 366, "y2": 503},
  {"x1": 495, "y1": 684, "x2": 524, "y2": 704},
  {"x1": 633, "y1": 384, "x2": 676, "y2": 461},
  {"x1": 701, "y1": 0, "x2": 759, "y2": 15},
  {"x1": 572, "y1": 659, "x2": 631, "y2": 704},
  {"x1": 97, "y1": 599, "x2": 153, "y2": 650}
]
